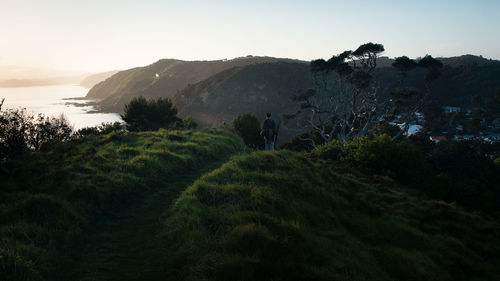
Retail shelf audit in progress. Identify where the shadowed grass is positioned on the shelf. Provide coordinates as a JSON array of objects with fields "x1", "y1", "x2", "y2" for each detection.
[
  {"x1": 0, "y1": 129, "x2": 244, "y2": 281},
  {"x1": 160, "y1": 150, "x2": 500, "y2": 281}
]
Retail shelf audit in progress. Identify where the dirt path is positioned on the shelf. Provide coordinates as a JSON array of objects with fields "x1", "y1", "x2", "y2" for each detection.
[{"x1": 69, "y1": 162, "x2": 223, "y2": 281}]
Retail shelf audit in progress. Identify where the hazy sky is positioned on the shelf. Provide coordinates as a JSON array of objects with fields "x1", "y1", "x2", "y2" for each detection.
[{"x1": 2, "y1": 0, "x2": 500, "y2": 74}]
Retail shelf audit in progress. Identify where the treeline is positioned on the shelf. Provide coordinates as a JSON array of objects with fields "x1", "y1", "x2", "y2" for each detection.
[{"x1": 309, "y1": 135, "x2": 500, "y2": 217}]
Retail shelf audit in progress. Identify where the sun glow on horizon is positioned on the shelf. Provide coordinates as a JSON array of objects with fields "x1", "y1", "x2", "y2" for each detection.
[{"x1": 2, "y1": 0, "x2": 500, "y2": 75}]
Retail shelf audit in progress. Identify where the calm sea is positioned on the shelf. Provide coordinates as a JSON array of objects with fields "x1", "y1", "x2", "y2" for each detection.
[{"x1": 0, "y1": 85, "x2": 121, "y2": 130}]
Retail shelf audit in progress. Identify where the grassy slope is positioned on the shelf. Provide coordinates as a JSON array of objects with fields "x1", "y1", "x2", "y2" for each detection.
[
  {"x1": 161, "y1": 150, "x2": 500, "y2": 281},
  {"x1": 0, "y1": 129, "x2": 244, "y2": 281},
  {"x1": 71, "y1": 156, "x2": 236, "y2": 281},
  {"x1": 2, "y1": 131, "x2": 499, "y2": 281}
]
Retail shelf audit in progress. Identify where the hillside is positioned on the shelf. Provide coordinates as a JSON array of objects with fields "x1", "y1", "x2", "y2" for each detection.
[
  {"x1": 86, "y1": 56, "x2": 306, "y2": 112},
  {"x1": 161, "y1": 150, "x2": 500, "y2": 281},
  {"x1": 84, "y1": 55, "x2": 499, "y2": 133},
  {"x1": 1, "y1": 130, "x2": 499, "y2": 280},
  {"x1": 0, "y1": 129, "x2": 245, "y2": 281},
  {"x1": 174, "y1": 62, "x2": 312, "y2": 129},
  {"x1": 374, "y1": 55, "x2": 500, "y2": 107},
  {"x1": 80, "y1": 70, "x2": 121, "y2": 88},
  {"x1": 172, "y1": 55, "x2": 499, "y2": 137}
]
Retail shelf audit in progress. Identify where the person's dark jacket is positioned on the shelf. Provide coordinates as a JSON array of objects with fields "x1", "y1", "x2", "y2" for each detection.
[{"x1": 261, "y1": 118, "x2": 276, "y2": 140}]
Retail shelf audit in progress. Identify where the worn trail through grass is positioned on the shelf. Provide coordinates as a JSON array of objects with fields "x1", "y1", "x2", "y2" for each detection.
[{"x1": 70, "y1": 160, "x2": 227, "y2": 281}]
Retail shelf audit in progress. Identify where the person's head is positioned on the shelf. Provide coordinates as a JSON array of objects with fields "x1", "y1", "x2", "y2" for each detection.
[{"x1": 266, "y1": 113, "x2": 271, "y2": 118}]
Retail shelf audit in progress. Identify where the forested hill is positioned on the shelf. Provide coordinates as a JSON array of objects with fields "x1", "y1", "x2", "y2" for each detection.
[
  {"x1": 85, "y1": 56, "x2": 306, "y2": 112},
  {"x1": 172, "y1": 56, "x2": 499, "y2": 134},
  {"x1": 375, "y1": 55, "x2": 500, "y2": 106},
  {"x1": 174, "y1": 62, "x2": 312, "y2": 128},
  {"x1": 85, "y1": 54, "x2": 499, "y2": 126}
]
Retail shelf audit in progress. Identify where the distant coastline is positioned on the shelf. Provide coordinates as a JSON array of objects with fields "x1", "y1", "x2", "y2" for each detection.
[
  {"x1": 0, "y1": 78, "x2": 82, "y2": 88},
  {"x1": 0, "y1": 70, "x2": 119, "y2": 89}
]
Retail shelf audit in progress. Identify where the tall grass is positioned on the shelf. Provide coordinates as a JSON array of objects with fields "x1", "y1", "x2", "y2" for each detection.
[
  {"x1": 161, "y1": 150, "x2": 500, "y2": 281},
  {"x1": 0, "y1": 129, "x2": 244, "y2": 281}
]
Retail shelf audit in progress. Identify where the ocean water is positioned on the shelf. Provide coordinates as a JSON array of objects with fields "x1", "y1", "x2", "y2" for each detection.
[{"x1": 0, "y1": 84, "x2": 121, "y2": 130}]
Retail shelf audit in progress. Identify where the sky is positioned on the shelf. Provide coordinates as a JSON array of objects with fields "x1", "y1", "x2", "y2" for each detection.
[{"x1": 1, "y1": 0, "x2": 500, "y2": 75}]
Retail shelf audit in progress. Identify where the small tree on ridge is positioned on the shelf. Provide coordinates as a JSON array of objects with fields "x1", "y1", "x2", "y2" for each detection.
[{"x1": 121, "y1": 96, "x2": 181, "y2": 131}]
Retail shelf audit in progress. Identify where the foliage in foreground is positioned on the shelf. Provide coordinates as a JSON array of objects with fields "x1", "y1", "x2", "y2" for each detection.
[
  {"x1": 160, "y1": 150, "x2": 500, "y2": 281},
  {"x1": 0, "y1": 101, "x2": 73, "y2": 160},
  {"x1": 0, "y1": 129, "x2": 244, "y2": 281},
  {"x1": 74, "y1": 121, "x2": 123, "y2": 137},
  {"x1": 313, "y1": 135, "x2": 500, "y2": 216}
]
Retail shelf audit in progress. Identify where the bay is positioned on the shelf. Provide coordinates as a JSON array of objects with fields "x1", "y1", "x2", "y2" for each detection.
[{"x1": 0, "y1": 84, "x2": 121, "y2": 130}]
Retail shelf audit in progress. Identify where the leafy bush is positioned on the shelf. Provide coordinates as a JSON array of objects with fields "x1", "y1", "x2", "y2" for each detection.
[
  {"x1": 232, "y1": 113, "x2": 263, "y2": 149},
  {"x1": 176, "y1": 116, "x2": 198, "y2": 130},
  {"x1": 0, "y1": 101, "x2": 73, "y2": 159},
  {"x1": 344, "y1": 135, "x2": 432, "y2": 185},
  {"x1": 314, "y1": 134, "x2": 432, "y2": 187},
  {"x1": 313, "y1": 135, "x2": 500, "y2": 216},
  {"x1": 121, "y1": 96, "x2": 181, "y2": 131},
  {"x1": 75, "y1": 121, "x2": 123, "y2": 137}
]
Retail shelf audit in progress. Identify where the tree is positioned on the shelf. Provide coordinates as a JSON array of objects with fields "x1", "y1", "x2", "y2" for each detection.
[
  {"x1": 286, "y1": 43, "x2": 387, "y2": 145},
  {"x1": 390, "y1": 55, "x2": 443, "y2": 138},
  {"x1": 121, "y1": 96, "x2": 181, "y2": 131},
  {"x1": 232, "y1": 113, "x2": 263, "y2": 149}
]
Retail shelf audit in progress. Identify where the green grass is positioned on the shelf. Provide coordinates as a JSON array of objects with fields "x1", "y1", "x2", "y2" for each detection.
[
  {"x1": 0, "y1": 129, "x2": 245, "y2": 281},
  {"x1": 2, "y1": 132, "x2": 499, "y2": 281},
  {"x1": 160, "y1": 150, "x2": 500, "y2": 281}
]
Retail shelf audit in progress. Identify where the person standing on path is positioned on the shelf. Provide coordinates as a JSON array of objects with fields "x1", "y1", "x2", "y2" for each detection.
[{"x1": 261, "y1": 113, "x2": 277, "y2": 151}]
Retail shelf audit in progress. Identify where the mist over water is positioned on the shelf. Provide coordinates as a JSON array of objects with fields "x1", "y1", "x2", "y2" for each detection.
[{"x1": 0, "y1": 85, "x2": 122, "y2": 130}]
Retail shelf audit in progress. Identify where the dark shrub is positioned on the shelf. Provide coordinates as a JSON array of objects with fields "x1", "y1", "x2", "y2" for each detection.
[
  {"x1": 278, "y1": 131, "x2": 324, "y2": 152},
  {"x1": 0, "y1": 103, "x2": 73, "y2": 159},
  {"x1": 314, "y1": 134, "x2": 432, "y2": 187},
  {"x1": 429, "y1": 140, "x2": 500, "y2": 214},
  {"x1": 75, "y1": 122, "x2": 123, "y2": 138},
  {"x1": 176, "y1": 116, "x2": 198, "y2": 130},
  {"x1": 121, "y1": 96, "x2": 181, "y2": 131},
  {"x1": 232, "y1": 113, "x2": 263, "y2": 149}
]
